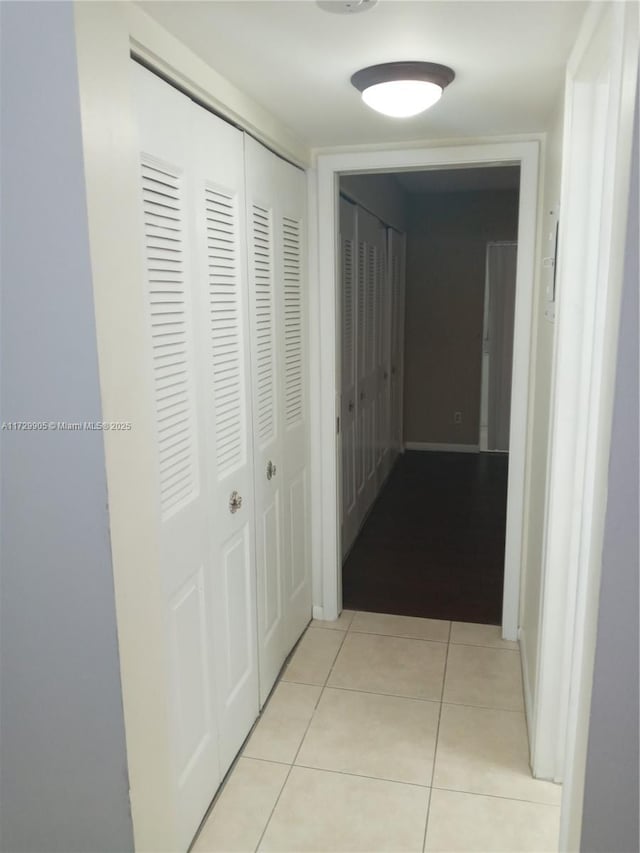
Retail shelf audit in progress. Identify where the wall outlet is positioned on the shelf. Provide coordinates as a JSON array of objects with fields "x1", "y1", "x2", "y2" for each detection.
[{"x1": 454, "y1": 411, "x2": 462, "y2": 424}]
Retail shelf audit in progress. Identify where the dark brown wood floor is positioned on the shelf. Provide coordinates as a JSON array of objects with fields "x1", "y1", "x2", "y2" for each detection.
[{"x1": 342, "y1": 450, "x2": 508, "y2": 625}]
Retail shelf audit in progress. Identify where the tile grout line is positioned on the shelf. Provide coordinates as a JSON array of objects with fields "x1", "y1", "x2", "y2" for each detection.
[
  {"x1": 252, "y1": 623, "x2": 350, "y2": 852},
  {"x1": 422, "y1": 619, "x2": 452, "y2": 853}
]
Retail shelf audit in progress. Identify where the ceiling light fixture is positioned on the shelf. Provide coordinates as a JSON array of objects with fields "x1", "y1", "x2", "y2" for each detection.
[{"x1": 351, "y1": 61, "x2": 455, "y2": 118}]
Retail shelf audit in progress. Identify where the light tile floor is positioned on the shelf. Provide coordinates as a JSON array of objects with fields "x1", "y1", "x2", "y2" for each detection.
[{"x1": 193, "y1": 612, "x2": 561, "y2": 853}]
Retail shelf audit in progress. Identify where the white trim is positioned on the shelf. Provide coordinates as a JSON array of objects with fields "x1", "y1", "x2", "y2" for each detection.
[
  {"x1": 404, "y1": 442, "x2": 480, "y2": 454},
  {"x1": 312, "y1": 605, "x2": 325, "y2": 621},
  {"x1": 311, "y1": 140, "x2": 540, "y2": 642},
  {"x1": 519, "y1": 626, "x2": 535, "y2": 755},
  {"x1": 530, "y1": 3, "x2": 638, "y2": 842}
]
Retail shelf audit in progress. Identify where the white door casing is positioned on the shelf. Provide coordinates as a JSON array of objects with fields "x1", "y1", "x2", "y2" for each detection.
[{"x1": 313, "y1": 142, "x2": 539, "y2": 631}]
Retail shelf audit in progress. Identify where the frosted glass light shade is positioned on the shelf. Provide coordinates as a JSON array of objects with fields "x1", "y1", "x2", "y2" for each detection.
[
  {"x1": 351, "y1": 61, "x2": 455, "y2": 120},
  {"x1": 361, "y1": 79, "x2": 443, "y2": 117}
]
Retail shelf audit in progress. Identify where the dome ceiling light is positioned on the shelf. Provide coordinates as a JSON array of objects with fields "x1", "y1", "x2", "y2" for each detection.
[{"x1": 351, "y1": 61, "x2": 455, "y2": 118}]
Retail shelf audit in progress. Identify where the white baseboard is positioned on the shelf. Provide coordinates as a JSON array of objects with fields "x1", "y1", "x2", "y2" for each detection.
[
  {"x1": 519, "y1": 626, "x2": 535, "y2": 762},
  {"x1": 312, "y1": 605, "x2": 325, "y2": 621},
  {"x1": 403, "y1": 441, "x2": 480, "y2": 454}
]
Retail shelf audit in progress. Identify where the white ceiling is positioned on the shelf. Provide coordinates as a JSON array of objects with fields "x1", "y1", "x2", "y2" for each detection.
[
  {"x1": 395, "y1": 164, "x2": 520, "y2": 194},
  {"x1": 138, "y1": 0, "x2": 586, "y2": 148}
]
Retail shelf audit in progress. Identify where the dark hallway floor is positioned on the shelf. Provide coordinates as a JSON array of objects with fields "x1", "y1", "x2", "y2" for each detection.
[{"x1": 342, "y1": 451, "x2": 509, "y2": 625}]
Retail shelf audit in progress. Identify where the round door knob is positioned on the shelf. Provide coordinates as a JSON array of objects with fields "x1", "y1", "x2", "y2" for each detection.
[
  {"x1": 229, "y1": 490, "x2": 243, "y2": 514},
  {"x1": 266, "y1": 460, "x2": 277, "y2": 480}
]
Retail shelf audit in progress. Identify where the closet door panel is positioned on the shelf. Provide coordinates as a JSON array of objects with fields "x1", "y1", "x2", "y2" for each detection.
[
  {"x1": 340, "y1": 198, "x2": 358, "y2": 557},
  {"x1": 191, "y1": 104, "x2": 259, "y2": 773},
  {"x1": 244, "y1": 137, "x2": 286, "y2": 703},
  {"x1": 358, "y1": 208, "x2": 379, "y2": 519},
  {"x1": 133, "y1": 63, "x2": 220, "y2": 851},
  {"x1": 277, "y1": 158, "x2": 311, "y2": 651}
]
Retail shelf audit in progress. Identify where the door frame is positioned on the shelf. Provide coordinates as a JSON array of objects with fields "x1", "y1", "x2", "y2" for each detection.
[
  {"x1": 530, "y1": 2, "x2": 638, "y2": 843},
  {"x1": 310, "y1": 140, "x2": 540, "y2": 639}
]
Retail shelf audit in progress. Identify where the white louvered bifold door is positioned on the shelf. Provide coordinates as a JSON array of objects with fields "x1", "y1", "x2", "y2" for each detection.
[
  {"x1": 375, "y1": 222, "x2": 391, "y2": 485},
  {"x1": 340, "y1": 198, "x2": 359, "y2": 558},
  {"x1": 133, "y1": 63, "x2": 221, "y2": 851},
  {"x1": 357, "y1": 207, "x2": 379, "y2": 521},
  {"x1": 245, "y1": 137, "x2": 311, "y2": 702},
  {"x1": 275, "y1": 156, "x2": 311, "y2": 655},
  {"x1": 190, "y1": 103, "x2": 259, "y2": 774},
  {"x1": 244, "y1": 138, "x2": 286, "y2": 703},
  {"x1": 389, "y1": 229, "x2": 406, "y2": 463}
]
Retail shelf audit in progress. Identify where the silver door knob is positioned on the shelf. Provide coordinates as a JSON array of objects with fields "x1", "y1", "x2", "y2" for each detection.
[
  {"x1": 229, "y1": 490, "x2": 243, "y2": 514},
  {"x1": 266, "y1": 460, "x2": 277, "y2": 480}
]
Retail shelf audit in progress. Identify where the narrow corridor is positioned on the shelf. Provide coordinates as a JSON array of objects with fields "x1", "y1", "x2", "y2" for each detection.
[
  {"x1": 193, "y1": 612, "x2": 560, "y2": 852},
  {"x1": 343, "y1": 452, "x2": 508, "y2": 624}
]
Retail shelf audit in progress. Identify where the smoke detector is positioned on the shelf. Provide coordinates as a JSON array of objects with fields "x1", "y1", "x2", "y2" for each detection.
[{"x1": 317, "y1": 0, "x2": 377, "y2": 14}]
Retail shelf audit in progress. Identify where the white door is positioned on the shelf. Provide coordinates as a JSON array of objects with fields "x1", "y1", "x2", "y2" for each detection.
[
  {"x1": 357, "y1": 207, "x2": 379, "y2": 520},
  {"x1": 190, "y1": 102, "x2": 259, "y2": 772},
  {"x1": 245, "y1": 137, "x2": 311, "y2": 702},
  {"x1": 340, "y1": 198, "x2": 359, "y2": 557},
  {"x1": 244, "y1": 137, "x2": 285, "y2": 703},
  {"x1": 133, "y1": 63, "x2": 221, "y2": 850},
  {"x1": 375, "y1": 222, "x2": 391, "y2": 485},
  {"x1": 389, "y1": 229, "x2": 406, "y2": 463},
  {"x1": 275, "y1": 155, "x2": 312, "y2": 654}
]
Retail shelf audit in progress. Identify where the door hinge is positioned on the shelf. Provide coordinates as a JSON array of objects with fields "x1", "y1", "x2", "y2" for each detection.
[{"x1": 336, "y1": 416, "x2": 340, "y2": 434}]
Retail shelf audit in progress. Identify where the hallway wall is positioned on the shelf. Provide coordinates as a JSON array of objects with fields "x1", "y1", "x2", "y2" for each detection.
[
  {"x1": 0, "y1": 4, "x2": 134, "y2": 851},
  {"x1": 403, "y1": 190, "x2": 519, "y2": 446},
  {"x1": 518, "y1": 95, "x2": 564, "y2": 710},
  {"x1": 340, "y1": 173, "x2": 409, "y2": 232}
]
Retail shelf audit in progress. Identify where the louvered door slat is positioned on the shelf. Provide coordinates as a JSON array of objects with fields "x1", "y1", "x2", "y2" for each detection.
[
  {"x1": 141, "y1": 160, "x2": 198, "y2": 518},
  {"x1": 205, "y1": 185, "x2": 246, "y2": 478},
  {"x1": 283, "y1": 216, "x2": 303, "y2": 428},
  {"x1": 251, "y1": 203, "x2": 276, "y2": 445}
]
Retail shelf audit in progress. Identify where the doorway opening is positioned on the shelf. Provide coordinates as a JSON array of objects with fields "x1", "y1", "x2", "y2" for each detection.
[
  {"x1": 312, "y1": 140, "x2": 539, "y2": 640},
  {"x1": 338, "y1": 166, "x2": 520, "y2": 625}
]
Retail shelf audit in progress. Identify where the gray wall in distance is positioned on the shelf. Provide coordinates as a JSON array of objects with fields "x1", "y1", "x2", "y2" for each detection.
[
  {"x1": 0, "y1": 3, "x2": 134, "y2": 851},
  {"x1": 403, "y1": 190, "x2": 519, "y2": 445},
  {"x1": 580, "y1": 85, "x2": 639, "y2": 853}
]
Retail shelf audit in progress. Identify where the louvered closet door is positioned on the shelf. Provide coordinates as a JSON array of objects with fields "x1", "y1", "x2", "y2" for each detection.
[
  {"x1": 375, "y1": 222, "x2": 391, "y2": 485},
  {"x1": 244, "y1": 137, "x2": 287, "y2": 703},
  {"x1": 133, "y1": 63, "x2": 220, "y2": 850},
  {"x1": 357, "y1": 207, "x2": 379, "y2": 520},
  {"x1": 389, "y1": 229, "x2": 406, "y2": 463},
  {"x1": 340, "y1": 198, "x2": 358, "y2": 558},
  {"x1": 275, "y1": 155, "x2": 311, "y2": 654},
  {"x1": 190, "y1": 103, "x2": 259, "y2": 773}
]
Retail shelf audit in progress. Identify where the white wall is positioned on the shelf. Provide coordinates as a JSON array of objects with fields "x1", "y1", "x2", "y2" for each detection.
[
  {"x1": 0, "y1": 3, "x2": 133, "y2": 850},
  {"x1": 518, "y1": 94, "x2": 564, "y2": 713},
  {"x1": 340, "y1": 173, "x2": 409, "y2": 231}
]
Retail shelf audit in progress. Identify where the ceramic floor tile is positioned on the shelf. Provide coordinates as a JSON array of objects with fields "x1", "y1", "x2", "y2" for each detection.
[
  {"x1": 192, "y1": 758, "x2": 288, "y2": 853},
  {"x1": 311, "y1": 609, "x2": 355, "y2": 631},
  {"x1": 328, "y1": 632, "x2": 447, "y2": 700},
  {"x1": 450, "y1": 621, "x2": 519, "y2": 650},
  {"x1": 243, "y1": 681, "x2": 322, "y2": 764},
  {"x1": 296, "y1": 686, "x2": 439, "y2": 785},
  {"x1": 443, "y1": 643, "x2": 524, "y2": 710},
  {"x1": 350, "y1": 611, "x2": 450, "y2": 643},
  {"x1": 282, "y1": 626, "x2": 345, "y2": 685},
  {"x1": 425, "y1": 789, "x2": 560, "y2": 852},
  {"x1": 434, "y1": 704, "x2": 561, "y2": 805},
  {"x1": 258, "y1": 766, "x2": 429, "y2": 852}
]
